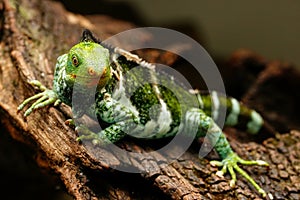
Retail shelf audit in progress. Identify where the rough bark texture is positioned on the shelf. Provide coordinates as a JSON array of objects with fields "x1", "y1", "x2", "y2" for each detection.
[{"x1": 0, "y1": 0, "x2": 299, "y2": 199}]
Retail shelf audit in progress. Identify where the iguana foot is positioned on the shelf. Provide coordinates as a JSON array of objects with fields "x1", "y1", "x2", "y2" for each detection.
[
  {"x1": 210, "y1": 152, "x2": 268, "y2": 197},
  {"x1": 18, "y1": 80, "x2": 60, "y2": 117},
  {"x1": 75, "y1": 125, "x2": 103, "y2": 145}
]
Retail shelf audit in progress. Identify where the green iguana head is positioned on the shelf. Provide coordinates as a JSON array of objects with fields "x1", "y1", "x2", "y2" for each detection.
[{"x1": 65, "y1": 33, "x2": 111, "y2": 89}]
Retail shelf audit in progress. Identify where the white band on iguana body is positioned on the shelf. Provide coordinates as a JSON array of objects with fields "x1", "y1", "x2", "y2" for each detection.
[
  {"x1": 225, "y1": 98, "x2": 240, "y2": 126},
  {"x1": 247, "y1": 111, "x2": 263, "y2": 134}
]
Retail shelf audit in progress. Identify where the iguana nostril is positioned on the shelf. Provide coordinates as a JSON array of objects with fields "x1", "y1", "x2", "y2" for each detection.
[{"x1": 88, "y1": 67, "x2": 96, "y2": 76}]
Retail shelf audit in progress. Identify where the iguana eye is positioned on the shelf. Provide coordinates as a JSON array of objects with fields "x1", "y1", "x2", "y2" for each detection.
[{"x1": 72, "y1": 55, "x2": 79, "y2": 67}]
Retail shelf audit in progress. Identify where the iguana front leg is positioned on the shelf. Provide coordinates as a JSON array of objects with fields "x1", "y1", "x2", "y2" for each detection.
[
  {"x1": 75, "y1": 119, "x2": 138, "y2": 145},
  {"x1": 18, "y1": 80, "x2": 61, "y2": 116},
  {"x1": 75, "y1": 95, "x2": 142, "y2": 144}
]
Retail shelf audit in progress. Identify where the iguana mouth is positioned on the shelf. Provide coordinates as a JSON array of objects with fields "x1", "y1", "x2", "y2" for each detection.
[
  {"x1": 69, "y1": 74, "x2": 99, "y2": 87},
  {"x1": 87, "y1": 77, "x2": 101, "y2": 87},
  {"x1": 73, "y1": 74, "x2": 108, "y2": 87}
]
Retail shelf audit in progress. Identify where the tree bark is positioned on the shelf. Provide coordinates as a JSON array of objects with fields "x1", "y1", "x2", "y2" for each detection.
[{"x1": 0, "y1": 0, "x2": 299, "y2": 199}]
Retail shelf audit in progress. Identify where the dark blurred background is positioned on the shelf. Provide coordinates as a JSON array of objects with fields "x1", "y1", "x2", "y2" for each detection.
[{"x1": 59, "y1": 0, "x2": 300, "y2": 68}]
